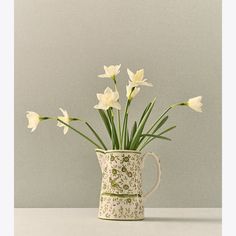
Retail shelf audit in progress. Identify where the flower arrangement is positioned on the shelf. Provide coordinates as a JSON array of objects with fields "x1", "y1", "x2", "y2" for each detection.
[{"x1": 26, "y1": 65, "x2": 203, "y2": 151}]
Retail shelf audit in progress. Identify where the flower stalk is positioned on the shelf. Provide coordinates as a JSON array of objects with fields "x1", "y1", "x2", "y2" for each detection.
[
  {"x1": 113, "y1": 77, "x2": 122, "y2": 148},
  {"x1": 121, "y1": 99, "x2": 131, "y2": 149}
]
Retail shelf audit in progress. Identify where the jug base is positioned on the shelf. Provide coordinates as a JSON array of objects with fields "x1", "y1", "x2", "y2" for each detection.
[{"x1": 98, "y1": 195, "x2": 144, "y2": 221}]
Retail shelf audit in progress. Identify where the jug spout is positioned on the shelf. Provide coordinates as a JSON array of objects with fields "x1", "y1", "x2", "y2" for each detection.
[{"x1": 96, "y1": 149, "x2": 106, "y2": 173}]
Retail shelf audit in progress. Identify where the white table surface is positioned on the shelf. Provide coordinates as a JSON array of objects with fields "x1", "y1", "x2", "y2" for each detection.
[{"x1": 15, "y1": 208, "x2": 221, "y2": 236}]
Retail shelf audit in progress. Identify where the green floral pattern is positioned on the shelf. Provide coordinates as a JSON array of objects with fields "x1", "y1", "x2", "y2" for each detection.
[{"x1": 96, "y1": 150, "x2": 145, "y2": 220}]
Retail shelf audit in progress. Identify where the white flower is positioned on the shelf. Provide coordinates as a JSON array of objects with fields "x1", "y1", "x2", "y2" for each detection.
[
  {"x1": 26, "y1": 111, "x2": 41, "y2": 132},
  {"x1": 98, "y1": 64, "x2": 121, "y2": 78},
  {"x1": 187, "y1": 96, "x2": 203, "y2": 112},
  {"x1": 57, "y1": 108, "x2": 70, "y2": 134},
  {"x1": 94, "y1": 87, "x2": 121, "y2": 110},
  {"x1": 126, "y1": 82, "x2": 140, "y2": 100},
  {"x1": 127, "y1": 68, "x2": 153, "y2": 87}
]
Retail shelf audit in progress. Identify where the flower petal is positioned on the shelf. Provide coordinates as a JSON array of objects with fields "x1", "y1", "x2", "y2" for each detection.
[
  {"x1": 127, "y1": 68, "x2": 134, "y2": 80},
  {"x1": 59, "y1": 108, "x2": 68, "y2": 117},
  {"x1": 96, "y1": 93, "x2": 103, "y2": 100},
  {"x1": 26, "y1": 111, "x2": 40, "y2": 132},
  {"x1": 131, "y1": 87, "x2": 140, "y2": 98},
  {"x1": 63, "y1": 126, "x2": 69, "y2": 135},
  {"x1": 98, "y1": 74, "x2": 110, "y2": 78},
  {"x1": 113, "y1": 90, "x2": 120, "y2": 100},
  {"x1": 135, "y1": 69, "x2": 144, "y2": 81},
  {"x1": 94, "y1": 102, "x2": 109, "y2": 110},
  {"x1": 142, "y1": 81, "x2": 153, "y2": 87},
  {"x1": 104, "y1": 65, "x2": 109, "y2": 74},
  {"x1": 115, "y1": 64, "x2": 121, "y2": 71},
  {"x1": 57, "y1": 117, "x2": 64, "y2": 127},
  {"x1": 104, "y1": 87, "x2": 113, "y2": 94},
  {"x1": 187, "y1": 96, "x2": 203, "y2": 112},
  {"x1": 111, "y1": 101, "x2": 121, "y2": 110},
  {"x1": 57, "y1": 108, "x2": 70, "y2": 134},
  {"x1": 94, "y1": 87, "x2": 120, "y2": 110}
]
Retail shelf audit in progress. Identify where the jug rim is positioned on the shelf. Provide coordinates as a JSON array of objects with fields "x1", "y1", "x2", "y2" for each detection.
[{"x1": 95, "y1": 149, "x2": 141, "y2": 154}]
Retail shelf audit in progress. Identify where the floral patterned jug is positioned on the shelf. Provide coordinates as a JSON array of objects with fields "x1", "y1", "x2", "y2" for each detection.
[{"x1": 96, "y1": 149, "x2": 161, "y2": 220}]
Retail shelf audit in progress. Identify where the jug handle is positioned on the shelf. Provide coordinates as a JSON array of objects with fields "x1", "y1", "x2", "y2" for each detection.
[{"x1": 142, "y1": 152, "x2": 161, "y2": 201}]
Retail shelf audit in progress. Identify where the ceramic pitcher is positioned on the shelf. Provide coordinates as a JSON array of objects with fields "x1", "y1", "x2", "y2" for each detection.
[{"x1": 96, "y1": 149, "x2": 161, "y2": 220}]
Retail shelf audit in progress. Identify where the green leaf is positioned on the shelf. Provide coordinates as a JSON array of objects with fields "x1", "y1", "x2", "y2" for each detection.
[
  {"x1": 145, "y1": 106, "x2": 172, "y2": 135},
  {"x1": 157, "y1": 136, "x2": 172, "y2": 141},
  {"x1": 141, "y1": 134, "x2": 172, "y2": 141},
  {"x1": 129, "y1": 121, "x2": 137, "y2": 144},
  {"x1": 112, "y1": 126, "x2": 119, "y2": 149},
  {"x1": 107, "y1": 109, "x2": 119, "y2": 149},
  {"x1": 98, "y1": 110, "x2": 111, "y2": 138},
  {"x1": 130, "y1": 98, "x2": 156, "y2": 150},
  {"x1": 85, "y1": 122, "x2": 107, "y2": 150},
  {"x1": 138, "y1": 102, "x2": 151, "y2": 126},
  {"x1": 139, "y1": 125, "x2": 176, "y2": 151},
  {"x1": 121, "y1": 100, "x2": 131, "y2": 148},
  {"x1": 158, "y1": 125, "x2": 176, "y2": 136},
  {"x1": 125, "y1": 127, "x2": 130, "y2": 149},
  {"x1": 139, "y1": 115, "x2": 169, "y2": 146},
  {"x1": 117, "y1": 110, "x2": 122, "y2": 147},
  {"x1": 152, "y1": 116, "x2": 169, "y2": 133},
  {"x1": 57, "y1": 119, "x2": 102, "y2": 149},
  {"x1": 123, "y1": 113, "x2": 128, "y2": 149}
]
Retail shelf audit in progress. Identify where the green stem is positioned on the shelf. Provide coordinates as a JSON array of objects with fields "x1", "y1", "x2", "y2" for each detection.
[
  {"x1": 123, "y1": 113, "x2": 128, "y2": 149},
  {"x1": 114, "y1": 82, "x2": 122, "y2": 147},
  {"x1": 107, "y1": 108, "x2": 119, "y2": 149},
  {"x1": 40, "y1": 116, "x2": 81, "y2": 121},
  {"x1": 121, "y1": 87, "x2": 136, "y2": 149},
  {"x1": 57, "y1": 118, "x2": 102, "y2": 149},
  {"x1": 106, "y1": 109, "x2": 114, "y2": 148},
  {"x1": 70, "y1": 118, "x2": 81, "y2": 121},
  {"x1": 121, "y1": 99, "x2": 131, "y2": 149},
  {"x1": 117, "y1": 110, "x2": 121, "y2": 147},
  {"x1": 40, "y1": 116, "x2": 53, "y2": 120}
]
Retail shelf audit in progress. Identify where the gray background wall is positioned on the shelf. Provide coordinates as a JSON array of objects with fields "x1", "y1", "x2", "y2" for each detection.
[{"x1": 15, "y1": 0, "x2": 221, "y2": 207}]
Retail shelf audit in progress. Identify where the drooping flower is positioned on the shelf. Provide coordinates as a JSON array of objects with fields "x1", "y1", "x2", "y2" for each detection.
[
  {"x1": 98, "y1": 65, "x2": 121, "y2": 79},
  {"x1": 126, "y1": 82, "x2": 140, "y2": 100},
  {"x1": 187, "y1": 96, "x2": 203, "y2": 112},
  {"x1": 26, "y1": 111, "x2": 41, "y2": 132},
  {"x1": 127, "y1": 68, "x2": 153, "y2": 87},
  {"x1": 94, "y1": 87, "x2": 121, "y2": 110},
  {"x1": 57, "y1": 108, "x2": 70, "y2": 134}
]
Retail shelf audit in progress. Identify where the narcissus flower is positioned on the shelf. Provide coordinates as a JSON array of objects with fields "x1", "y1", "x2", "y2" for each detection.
[
  {"x1": 57, "y1": 108, "x2": 70, "y2": 134},
  {"x1": 26, "y1": 111, "x2": 40, "y2": 132},
  {"x1": 126, "y1": 82, "x2": 140, "y2": 100},
  {"x1": 127, "y1": 68, "x2": 153, "y2": 87},
  {"x1": 94, "y1": 87, "x2": 121, "y2": 110},
  {"x1": 98, "y1": 65, "x2": 121, "y2": 79},
  {"x1": 187, "y1": 96, "x2": 203, "y2": 112}
]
